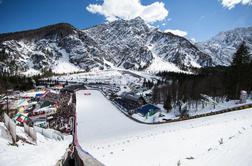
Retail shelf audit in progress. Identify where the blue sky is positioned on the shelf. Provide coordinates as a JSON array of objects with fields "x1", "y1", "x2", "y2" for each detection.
[{"x1": 0, "y1": 0, "x2": 251, "y2": 41}]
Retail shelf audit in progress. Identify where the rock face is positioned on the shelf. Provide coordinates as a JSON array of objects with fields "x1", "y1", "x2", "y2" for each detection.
[
  {"x1": 147, "y1": 31, "x2": 212, "y2": 69},
  {"x1": 0, "y1": 17, "x2": 251, "y2": 75},
  {"x1": 197, "y1": 27, "x2": 252, "y2": 66},
  {"x1": 84, "y1": 17, "x2": 153, "y2": 70},
  {"x1": 84, "y1": 17, "x2": 212, "y2": 70}
]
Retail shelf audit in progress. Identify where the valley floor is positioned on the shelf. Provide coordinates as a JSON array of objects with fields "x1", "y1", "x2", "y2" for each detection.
[{"x1": 76, "y1": 90, "x2": 252, "y2": 166}]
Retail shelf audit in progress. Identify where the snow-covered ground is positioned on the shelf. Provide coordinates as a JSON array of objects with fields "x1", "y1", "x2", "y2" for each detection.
[
  {"x1": 49, "y1": 68, "x2": 159, "y2": 96},
  {"x1": 76, "y1": 89, "x2": 252, "y2": 166},
  {"x1": 145, "y1": 99, "x2": 252, "y2": 123},
  {"x1": 0, "y1": 122, "x2": 72, "y2": 166},
  {"x1": 189, "y1": 99, "x2": 252, "y2": 116},
  {"x1": 51, "y1": 69, "x2": 136, "y2": 85},
  {"x1": 50, "y1": 68, "x2": 158, "y2": 85}
]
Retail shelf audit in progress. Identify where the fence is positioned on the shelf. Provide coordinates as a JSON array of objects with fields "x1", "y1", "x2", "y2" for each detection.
[
  {"x1": 34, "y1": 126, "x2": 64, "y2": 141},
  {"x1": 24, "y1": 123, "x2": 37, "y2": 143},
  {"x1": 3, "y1": 113, "x2": 16, "y2": 143}
]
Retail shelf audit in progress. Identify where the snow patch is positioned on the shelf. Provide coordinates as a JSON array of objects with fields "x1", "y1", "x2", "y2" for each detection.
[{"x1": 52, "y1": 48, "x2": 81, "y2": 74}]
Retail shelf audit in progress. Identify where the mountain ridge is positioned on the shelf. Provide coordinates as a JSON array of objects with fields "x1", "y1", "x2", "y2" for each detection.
[
  {"x1": 0, "y1": 17, "x2": 251, "y2": 75},
  {"x1": 197, "y1": 26, "x2": 252, "y2": 66},
  {"x1": 0, "y1": 23, "x2": 76, "y2": 43}
]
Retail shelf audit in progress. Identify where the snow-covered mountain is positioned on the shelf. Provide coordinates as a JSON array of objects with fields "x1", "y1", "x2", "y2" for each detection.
[
  {"x1": 84, "y1": 17, "x2": 212, "y2": 71},
  {"x1": 0, "y1": 17, "x2": 251, "y2": 75},
  {"x1": 197, "y1": 27, "x2": 252, "y2": 66},
  {"x1": 0, "y1": 23, "x2": 107, "y2": 75},
  {"x1": 0, "y1": 18, "x2": 212, "y2": 75}
]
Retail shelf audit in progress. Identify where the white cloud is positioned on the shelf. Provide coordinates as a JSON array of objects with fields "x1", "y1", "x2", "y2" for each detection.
[
  {"x1": 164, "y1": 29, "x2": 188, "y2": 37},
  {"x1": 220, "y1": 0, "x2": 252, "y2": 9},
  {"x1": 86, "y1": 0, "x2": 168, "y2": 23}
]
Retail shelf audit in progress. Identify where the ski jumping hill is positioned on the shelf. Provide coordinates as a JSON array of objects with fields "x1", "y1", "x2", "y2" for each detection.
[{"x1": 76, "y1": 90, "x2": 252, "y2": 166}]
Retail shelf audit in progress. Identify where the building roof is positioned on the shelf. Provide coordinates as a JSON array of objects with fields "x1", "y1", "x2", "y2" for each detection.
[{"x1": 136, "y1": 104, "x2": 160, "y2": 116}]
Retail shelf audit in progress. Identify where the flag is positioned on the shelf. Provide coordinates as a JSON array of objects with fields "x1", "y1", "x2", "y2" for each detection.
[{"x1": 13, "y1": 113, "x2": 29, "y2": 124}]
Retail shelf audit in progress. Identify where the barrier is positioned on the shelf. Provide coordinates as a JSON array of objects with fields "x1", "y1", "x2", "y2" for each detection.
[
  {"x1": 4, "y1": 113, "x2": 10, "y2": 129},
  {"x1": 75, "y1": 145, "x2": 104, "y2": 166},
  {"x1": 24, "y1": 123, "x2": 37, "y2": 143},
  {"x1": 9, "y1": 118, "x2": 16, "y2": 143},
  {"x1": 34, "y1": 126, "x2": 64, "y2": 141},
  {"x1": 4, "y1": 113, "x2": 16, "y2": 143}
]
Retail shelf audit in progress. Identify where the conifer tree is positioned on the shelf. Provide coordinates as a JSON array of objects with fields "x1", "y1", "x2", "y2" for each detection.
[
  {"x1": 164, "y1": 95, "x2": 172, "y2": 112},
  {"x1": 230, "y1": 42, "x2": 250, "y2": 98},
  {"x1": 232, "y1": 42, "x2": 250, "y2": 67}
]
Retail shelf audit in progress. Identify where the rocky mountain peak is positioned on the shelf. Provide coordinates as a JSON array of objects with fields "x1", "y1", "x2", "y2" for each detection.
[
  {"x1": 0, "y1": 23, "x2": 76, "y2": 43},
  {"x1": 1, "y1": 18, "x2": 251, "y2": 75},
  {"x1": 197, "y1": 26, "x2": 252, "y2": 66}
]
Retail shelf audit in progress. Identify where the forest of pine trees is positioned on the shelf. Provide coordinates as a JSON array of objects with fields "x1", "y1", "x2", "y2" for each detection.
[
  {"x1": 0, "y1": 74, "x2": 34, "y2": 94},
  {"x1": 152, "y1": 42, "x2": 252, "y2": 111}
]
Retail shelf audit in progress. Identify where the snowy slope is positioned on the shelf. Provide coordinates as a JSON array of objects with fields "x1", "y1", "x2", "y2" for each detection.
[
  {"x1": 145, "y1": 45, "x2": 187, "y2": 73},
  {"x1": 76, "y1": 90, "x2": 149, "y2": 144},
  {"x1": 51, "y1": 48, "x2": 81, "y2": 74},
  {"x1": 0, "y1": 122, "x2": 72, "y2": 166},
  {"x1": 76, "y1": 90, "x2": 252, "y2": 166}
]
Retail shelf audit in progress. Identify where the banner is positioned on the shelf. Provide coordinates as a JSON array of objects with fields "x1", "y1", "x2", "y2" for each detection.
[
  {"x1": 4, "y1": 113, "x2": 10, "y2": 129},
  {"x1": 34, "y1": 126, "x2": 63, "y2": 141},
  {"x1": 24, "y1": 123, "x2": 37, "y2": 143},
  {"x1": 29, "y1": 126, "x2": 37, "y2": 143},
  {"x1": 9, "y1": 119, "x2": 16, "y2": 143},
  {"x1": 4, "y1": 113, "x2": 16, "y2": 143}
]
